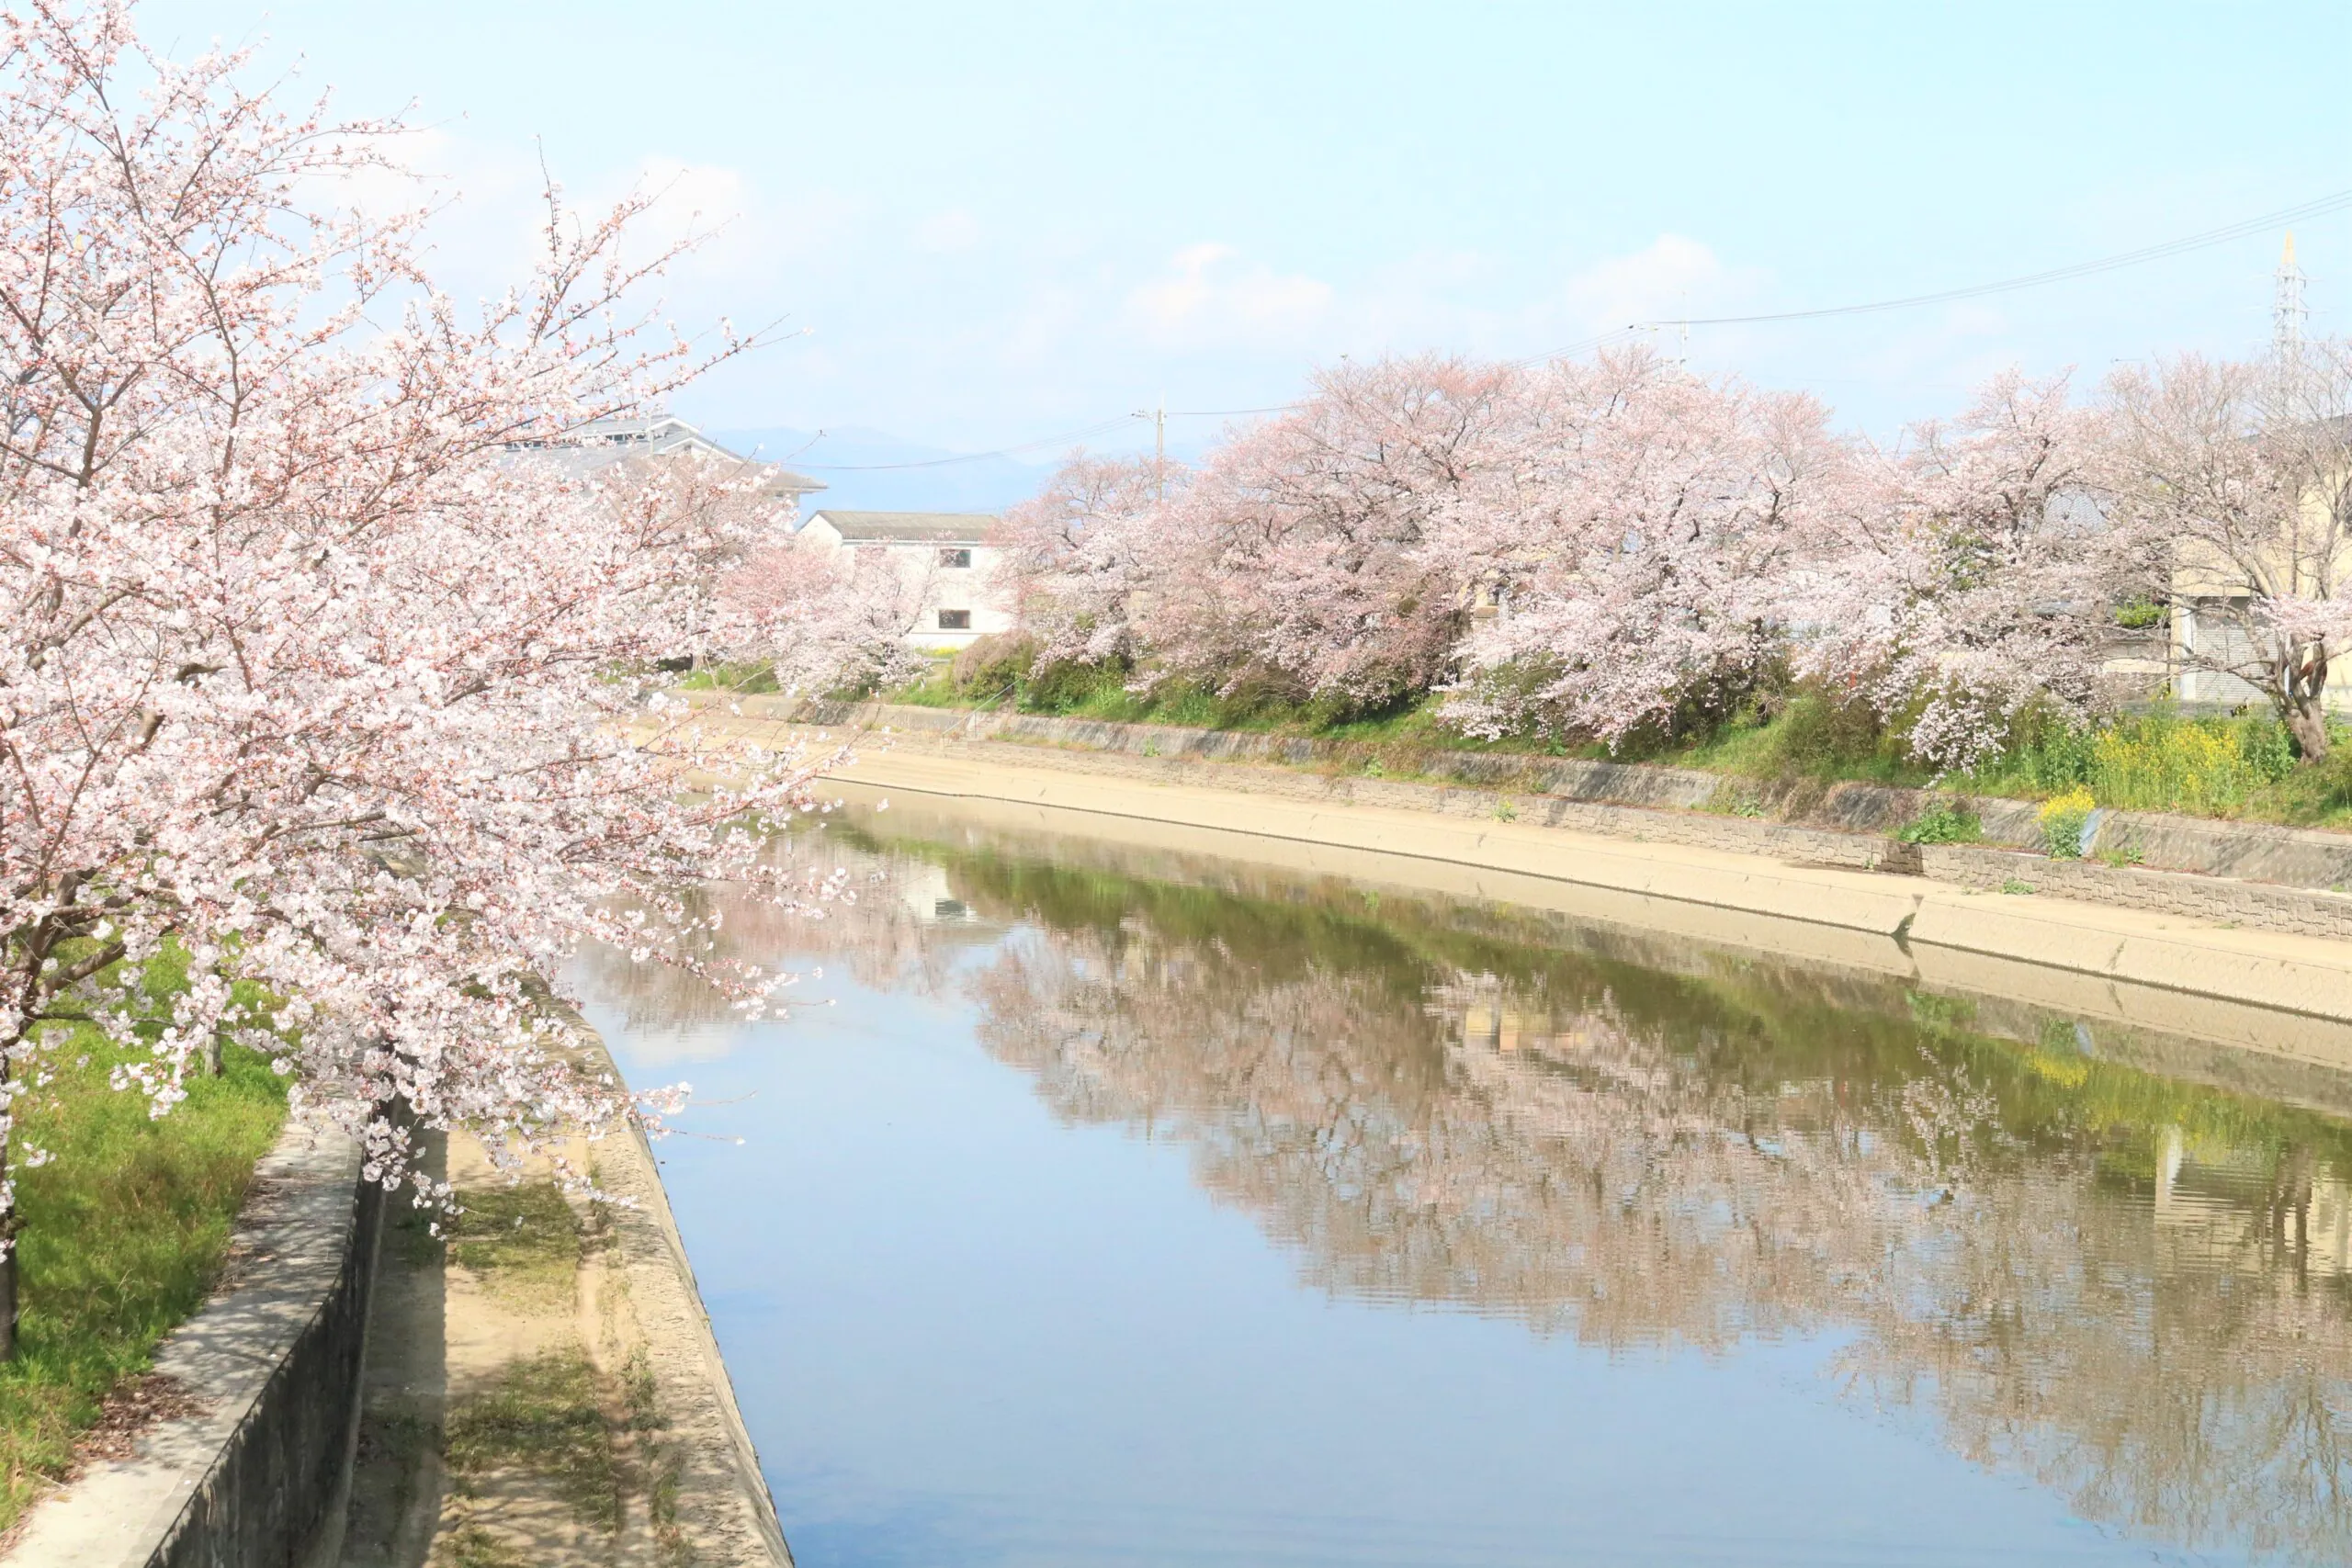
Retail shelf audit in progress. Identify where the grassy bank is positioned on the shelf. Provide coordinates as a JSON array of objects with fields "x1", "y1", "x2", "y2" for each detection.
[
  {"x1": 0, "y1": 1029, "x2": 288, "y2": 1529},
  {"x1": 854, "y1": 654, "x2": 2352, "y2": 831}
]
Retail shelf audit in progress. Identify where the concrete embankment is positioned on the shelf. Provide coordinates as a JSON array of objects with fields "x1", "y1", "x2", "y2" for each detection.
[
  {"x1": 814, "y1": 744, "x2": 2352, "y2": 1047},
  {"x1": 4, "y1": 1026, "x2": 788, "y2": 1567},
  {"x1": 700, "y1": 694, "x2": 2352, "y2": 896},
  {"x1": 3, "y1": 1108, "x2": 382, "y2": 1568},
  {"x1": 337, "y1": 1027, "x2": 791, "y2": 1568}
]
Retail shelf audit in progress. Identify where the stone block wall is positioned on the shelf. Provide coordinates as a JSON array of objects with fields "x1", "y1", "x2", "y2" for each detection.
[{"x1": 1923, "y1": 844, "x2": 2352, "y2": 942}]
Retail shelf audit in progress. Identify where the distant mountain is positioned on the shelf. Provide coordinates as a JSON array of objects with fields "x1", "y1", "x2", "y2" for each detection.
[{"x1": 711, "y1": 425, "x2": 1055, "y2": 517}]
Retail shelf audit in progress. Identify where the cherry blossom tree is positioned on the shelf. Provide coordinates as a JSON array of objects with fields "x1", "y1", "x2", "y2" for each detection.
[
  {"x1": 718, "y1": 524, "x2": 930, "y2": 696},
  {"x1": 1137, "y1": 355, "x2": 1506, "y2": 712},
  {"x1": 0, "y1": 0, "x2": 841, "y2": 1353},
  {"x1": 989, "y1": 343, "x2": 2346, "y2": 782},
  {"x1": 2095, "y1": 346, "x2": 2352, "y2": 761},
  {"x1": 989, "y1": 451, "x2": 1169, "y2": 671},
  {"x1": 1790, "y1": 371, "x2": 2128, "y2": 769},
  {"x1": 1442, "y1": 349, "x2": 1850, "y2": 747}
]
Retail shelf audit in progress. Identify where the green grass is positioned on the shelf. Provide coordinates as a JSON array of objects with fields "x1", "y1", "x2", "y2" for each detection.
[
  {"x1": 0, "y1": 1030, "x2": 288, "y2": 1529},
  {"x1": 867, "y1": 653, "x2": 2352, "y2": 829},
  {"x1": 447, "y1": 1181, "x2": 583, "y2": 1312},
  {"x1": 1896, "y1": 799, "x2": 1984, "y2": 844},
  {"x1": 894, "y1": 658, "x2": 1581, "y2": 752},
  {"x1": 443, "y1": 1345, "x2": 621, "y2": 1535},
  {"x1": 671, "y1": 660, "x2": 780, "y2": 694},
  {"x1": 1657, "y1": 697, "x2": 2352, "y2": 827}
]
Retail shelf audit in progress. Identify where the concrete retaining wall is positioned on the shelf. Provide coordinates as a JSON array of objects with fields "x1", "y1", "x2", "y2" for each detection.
[
  {"x1": 4, "y1": 1111, "x2": 383, "y2": 1568},
  {"x1": 824, "y1": 749, "x2": 2352, "y2": 1029},
  {"x1": 716, "y1": 694, "x2": 2352, "y2": 891},
  {"x1": 1921, "y1": 843, "x2": 2352, "y2": 942},
  {"x1": 697, "y1": 694, "x2": 2352, "y2": 935}
]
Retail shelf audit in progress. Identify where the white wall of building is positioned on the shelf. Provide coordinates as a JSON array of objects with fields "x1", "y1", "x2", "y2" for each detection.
[{"x1": 796, "y1": 513, "x2": 1015, "y2": 650}]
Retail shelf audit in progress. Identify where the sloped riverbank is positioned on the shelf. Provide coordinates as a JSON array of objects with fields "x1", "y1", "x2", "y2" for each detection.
[
  {"x1": 3, "y1": 1027, "x2": 788, "y2": 1568},
  {"x1": 338, "y1": 1026, "x2": 790, "y2": 1568},
  {"x1": 717, "y1": 694, "x2": 2352, "y2": 893},
  {"x1": 798, "y1": 739, "x2": 2352, "y2": 1041}
]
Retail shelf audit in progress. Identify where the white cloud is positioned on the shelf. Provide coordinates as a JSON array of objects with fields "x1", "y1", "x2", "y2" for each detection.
[
  {"x1": 1557, "y1": 232, "x2": 1743, "y2": 334},
  {"x1": 599, "y1": 155, "x2": 789, "y2": 284},
  {"x1": 1126, "y1": 243, "x2": 1334, "y2": 346},
  {"x1": 297, "y1": 130, "x2": 788, "y2": 299}
]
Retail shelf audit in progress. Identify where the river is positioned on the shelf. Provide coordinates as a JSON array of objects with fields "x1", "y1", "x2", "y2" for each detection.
[{"x1": 576, "y1": 802, "x2": 2352, "y2": 1567}]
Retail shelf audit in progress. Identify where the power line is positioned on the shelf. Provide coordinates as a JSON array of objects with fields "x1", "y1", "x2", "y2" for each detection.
[
  {"x1": 784, "y1": 406, "x2": 1300, "y2": 472},
  {"x1": 786, "y1": 415, "x2": 1137, "y2": 470},
  {"x1": 1502, "y1": 327, "x2": 1645, "y2": 371},
  {"x1": 1647, "y1": 188, "x2": 2352, "y2": 331},
  {"x1": 1507, "y1": 189, "x2": 2352, "y2": 366},
  {"x1": 789, "y1": 187, "x2": 2352, "y2": 473}
]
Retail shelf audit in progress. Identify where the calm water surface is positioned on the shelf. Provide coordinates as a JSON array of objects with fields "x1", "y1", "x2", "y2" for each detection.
[{"x1": 578, "y1": 812, "x2": 2352, "y2": 1567}]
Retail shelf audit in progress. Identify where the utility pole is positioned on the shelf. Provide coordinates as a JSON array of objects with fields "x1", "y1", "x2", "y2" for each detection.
[{"x1": 1134, "y1": 398, "x2": 1167, "y2": 503}]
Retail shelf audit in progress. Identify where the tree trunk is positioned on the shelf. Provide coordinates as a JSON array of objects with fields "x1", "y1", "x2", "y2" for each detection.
[
  {"x1": 2282, "y1": 638, "x2": 2334, "y2": 762},
  {"x1": 0, "y1": 1231, "x2": 17, "y2": 1363},
  {"x1": 0, "y1": 1042, "x2": 15, "y2": 1361},
  {"x1": 2286, "y1": 695, "x2": 2332, "y2": 762},
  {"x1": 0, "y1": 922, "x2": 53, "y2": 1364}
]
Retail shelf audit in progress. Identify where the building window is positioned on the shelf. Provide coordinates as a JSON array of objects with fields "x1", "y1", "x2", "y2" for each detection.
[
  {"x1": 938, "y1": 609, "x2": 972, "y2": 630},
  {"x1": 939, "y1": 547, "x2": 972, "y2": 568}
]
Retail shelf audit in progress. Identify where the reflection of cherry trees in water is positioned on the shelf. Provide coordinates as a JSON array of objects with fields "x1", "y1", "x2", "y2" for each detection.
[
  {"x1": 975, "y1": 936, "x2": 1933, "y2": 1349},
  {"x1": 1850, "y1": 1158, "x2": 2352, "y2": 1563},
  {"x1": 577, "y1": 825, "x2": 963, "y2": 1049},
  {"x1": 577, "y1": 828, "x2": 2352, "y2": 1561},
  {"x1": 971, "y1": 926, "x2": 1988, "y2": 1352},
  {"x1": 952, "y1": 863, "x2": 2352, "y2": 1565}
]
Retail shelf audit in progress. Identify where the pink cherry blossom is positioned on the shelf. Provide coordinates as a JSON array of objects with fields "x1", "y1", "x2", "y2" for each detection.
[
  {"x1": 1442, "y1": 349, "x2": 1850, "y2": 746},
  {"x1": 719, "y1": 523, "x2": 931, "y2": 696},
  {"x1": 1138, "y1": 355, "x2": 1506, "y2": 711},
  {"x1": 989, "y1": 450, "x2": 1170, "y2": 670},
  {"x1": 1792, "y1": 370, "x2": 2118, "y2": 769},
  {"x1": 0, "y1": 0, "x2": 844, "y2": 1349}
]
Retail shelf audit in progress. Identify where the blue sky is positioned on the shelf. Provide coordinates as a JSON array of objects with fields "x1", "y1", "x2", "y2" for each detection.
[{"x1": 142, "y1": 1, "x2": 2352, "y2": 502}]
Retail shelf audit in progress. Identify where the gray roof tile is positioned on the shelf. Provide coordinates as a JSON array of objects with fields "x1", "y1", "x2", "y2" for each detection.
[{"x1": 810, "y1": 510, "x2": 997, "y2": 542}]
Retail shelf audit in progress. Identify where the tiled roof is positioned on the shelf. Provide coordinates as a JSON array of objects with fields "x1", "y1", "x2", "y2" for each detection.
[
  {"x1": 505, "y1": 415, "x2": 824, "y2": 492},
  {"x1": 809, "y1": 510, "x2": 997, "y2": 542}
]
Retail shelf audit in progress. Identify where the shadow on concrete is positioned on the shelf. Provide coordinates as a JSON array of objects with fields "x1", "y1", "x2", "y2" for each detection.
[{"x1": 333, "y1": 1130, "x2": 448, "y2": 1568}]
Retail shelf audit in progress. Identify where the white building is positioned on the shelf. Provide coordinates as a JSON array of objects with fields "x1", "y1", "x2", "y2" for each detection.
[{"x1": 796, "y1": 509, "x2": 1012, "y2": 650}]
